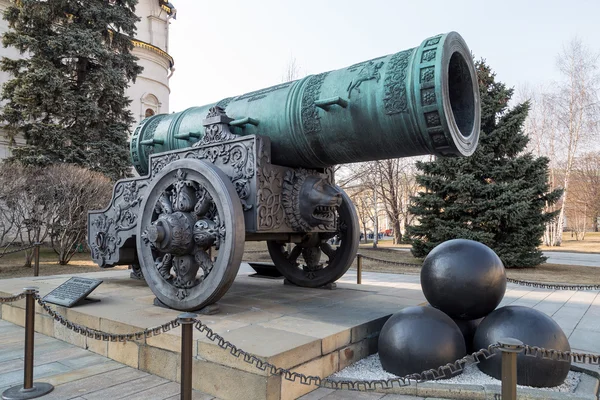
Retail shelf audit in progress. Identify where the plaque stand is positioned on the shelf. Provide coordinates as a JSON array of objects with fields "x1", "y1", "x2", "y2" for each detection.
[{"x1": 42, "y1": 277, "x2": 103, "y2": 308}]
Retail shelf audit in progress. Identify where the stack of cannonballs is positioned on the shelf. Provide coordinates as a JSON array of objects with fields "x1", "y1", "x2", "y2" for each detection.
[{"x1": 378, "y1": 239, "x2": 571, "y2": 387}]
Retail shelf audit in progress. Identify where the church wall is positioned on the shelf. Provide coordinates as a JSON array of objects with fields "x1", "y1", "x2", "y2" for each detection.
[{"x1": 0, "y1": 0, "x2": 173, "y2": 162}]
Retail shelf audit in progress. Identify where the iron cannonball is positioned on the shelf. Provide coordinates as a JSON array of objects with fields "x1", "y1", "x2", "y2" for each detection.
[
  {"x1": 453, "y1": 317, "x2": 483, "y2": 353},
  {"x1": 421, "y1": 239, "x2": 506, "y2": 320},
  {"x1": 473, "y1": 305, "x2": 571, "y2": 387},
  {"x1": 378, "y1": 306, "x2": 466, "y2": 378}
]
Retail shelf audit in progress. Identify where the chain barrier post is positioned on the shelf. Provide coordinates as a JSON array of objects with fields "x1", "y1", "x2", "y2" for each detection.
[
  {"x1": 178, "y1": 313, "x2": 197, "y2": 400},
  {"x1": 498, "y1": 338, "x2": 524, "y2": 400},
  {"x1": 2, "y1": 287, "x2": 54, "y2": 400},
  {"x1": 356, "y1": 253, "x2": 362, "y2": 284},
  {"x1": 33, "y1": 244, "x2": 40, "y2": 277}
]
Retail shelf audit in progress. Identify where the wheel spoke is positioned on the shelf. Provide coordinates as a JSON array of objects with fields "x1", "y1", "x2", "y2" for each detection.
[
  {"x1": 194, "y1": 249, "x2": 214, "y2": 279},
  {"x1": 156, "y1": 253, "x2": 173, "y2": 280},
  {"x1": 287, "y1": 244, "x2": 302, "y2": 265},
  {"x1": 155, "y1": 192, "x2": 173, "y2": 215},
  {"x1": 319, "y1": 242, "x2": 337, "y2": 262}
]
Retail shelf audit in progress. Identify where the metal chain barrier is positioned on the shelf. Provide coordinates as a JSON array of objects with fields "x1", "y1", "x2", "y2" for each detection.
[
  {"x1": 0, "y1": 243, "x2": 39, "y2": 258},
  {"x1": 359, "y1": 254, "x2": 421, "y2": 268},
  {"x1": 193, "y1": 318, "x2": 500, "y2": 390},
  {"x1": 523, "y1": 345, "x2": 600, "y2": 365},
  {"x1": 358, "y1": 254, "x2": 600, "y2": 291},
  {"x1": 33, "y1": 293, "x2": 181, "y2": 342},
  {"x1": 506, "y1": 277, "x2": 600, "y2": 291},
  {"x1": 0, "y1": 292, "x2": 27, "y2": 303},
  {"x1": 2, "y1": 289, "x2": 600, "y2": 400},
  {"x1": 243, "y1": 250, "x2": 270, "y2": 254}
]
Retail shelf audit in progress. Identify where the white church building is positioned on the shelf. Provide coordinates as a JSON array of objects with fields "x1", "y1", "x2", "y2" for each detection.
[{"x1": 0, "y1": 0, "x2": 174, "y2": 159}]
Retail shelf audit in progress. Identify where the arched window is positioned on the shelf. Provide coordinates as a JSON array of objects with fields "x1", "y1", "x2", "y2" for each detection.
[{"x1": 141, "y1": 94, "x2": 160, "y2": 120}]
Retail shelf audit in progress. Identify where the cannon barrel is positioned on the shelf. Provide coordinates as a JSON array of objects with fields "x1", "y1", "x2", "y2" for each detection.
[{"x1": 131, "y1": 32, "x2": 480, "y2": 175}]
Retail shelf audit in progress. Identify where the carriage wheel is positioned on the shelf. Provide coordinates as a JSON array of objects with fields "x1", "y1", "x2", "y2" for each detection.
[
  {"x1": 267, "y1": 188, "x2": 359, "y2": 288},
  {"x1": 136, "y1": 159, "x2": 245, "y2": 311}
]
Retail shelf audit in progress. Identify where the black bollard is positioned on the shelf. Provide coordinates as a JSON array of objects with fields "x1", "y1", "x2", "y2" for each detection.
[
  {"x1": 2, "y1": 287, "x2": 54, "y2": 400},
  {"x1": 356, "y1": 253, "x2": 362, "y2": 285},
  {"x1": 178, "y1": 313, "x2": 197, "y2": 400},
  {"x1": 498, "y1": 338, "x2": 524, "y2": 400}
]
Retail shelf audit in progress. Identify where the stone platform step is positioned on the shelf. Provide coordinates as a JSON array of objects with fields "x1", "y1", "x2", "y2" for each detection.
[{"x1": 0, "y1": 268, "x2": 426, "y2": 400}]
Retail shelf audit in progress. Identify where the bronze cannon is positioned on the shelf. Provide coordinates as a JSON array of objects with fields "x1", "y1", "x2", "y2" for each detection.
[{"x1": 88, "y1": 32, "x2": 480, "y2": 311}]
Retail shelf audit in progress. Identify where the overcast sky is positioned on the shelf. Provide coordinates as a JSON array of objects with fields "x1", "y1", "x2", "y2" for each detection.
[{"x1": 167, "y1": 0, "x2": 599, "y2": 113}]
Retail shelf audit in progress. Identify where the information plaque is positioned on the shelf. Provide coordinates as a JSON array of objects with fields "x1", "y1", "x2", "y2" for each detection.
[{"x1": 43, "y1": 277, "x2": 103, "y2": 307}]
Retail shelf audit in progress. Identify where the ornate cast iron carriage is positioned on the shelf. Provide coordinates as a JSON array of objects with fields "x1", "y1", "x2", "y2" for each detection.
[{"x1": 88, "y1": 32, "x2": 480, "y2": 311}]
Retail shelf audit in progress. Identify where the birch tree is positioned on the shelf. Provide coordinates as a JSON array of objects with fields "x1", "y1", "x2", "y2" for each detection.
[{"x1": 544, "y1": 39, "x2": 600, "y2": 245}]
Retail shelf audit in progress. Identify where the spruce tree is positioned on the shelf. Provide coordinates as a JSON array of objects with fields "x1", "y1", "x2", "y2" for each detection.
[
  {"x1": 1, "y1": 0, "x2": 142, "y2": 180},
  {"x1": 407, "y1": 60, "x2": 562, "y2": 268}
]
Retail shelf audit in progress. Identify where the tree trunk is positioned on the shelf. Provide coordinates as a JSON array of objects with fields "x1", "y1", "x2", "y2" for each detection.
[
  {"x1": 372, "y1": 190, "x2": 378, "y2": 249},
  {"x1": 393, "y1": 220, "x2": 402, "y2": 245}
]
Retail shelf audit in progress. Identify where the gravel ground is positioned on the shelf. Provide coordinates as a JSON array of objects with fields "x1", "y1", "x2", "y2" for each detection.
[{"x1": 330, "y1": 354, "x2": 581, "y2": 393}]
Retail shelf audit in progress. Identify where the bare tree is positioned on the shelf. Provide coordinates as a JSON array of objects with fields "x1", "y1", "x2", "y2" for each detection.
[
  {"x1": 0, "y1": 163, "x2": 57, "y2": 266},
  {"x1": 545, "y1": 38, "x2": 600, "y2": 245},
  {"x1": 342, "y1": 159, "x2": 420, "y2": 245},
  {"x1": 570, "y1": 152, "x2": 600, "y2": 234},
  {"x1": 347, "y1": 186, "x2": 374, "y2": 244},
  {"x1": 46, "y1": 165, "x2": 112, "y2": 264},
  {"x1": 522, "y1": 86, "x2": 563, "y2": 245},
  {"x1": 282, "y1": 56, "x2": 301, "y2": 83},
  {"x1": 0, "y1": 164, "x2": 24, "y2": 251},
  {"x1": 524, "y1": 39, "x2": 600, "y2": 246},
  {"x1": 0, "y1": 163, "x2": 112, "y2": 266}
]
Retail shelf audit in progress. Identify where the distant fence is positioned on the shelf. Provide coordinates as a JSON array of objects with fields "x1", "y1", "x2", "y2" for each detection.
[{"x1": 0, "y1": 243, "x2": 41, "y2": 276}]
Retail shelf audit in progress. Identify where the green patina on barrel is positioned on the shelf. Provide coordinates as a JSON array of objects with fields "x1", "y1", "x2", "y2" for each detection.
[{"x1": 130, "y1": 32, "x2": 480, "y2": 175}]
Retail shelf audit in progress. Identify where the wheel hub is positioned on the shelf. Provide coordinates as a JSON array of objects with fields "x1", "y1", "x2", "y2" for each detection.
[{"x1": 147, "y1": 211, "x2": 195, "y2": 255}]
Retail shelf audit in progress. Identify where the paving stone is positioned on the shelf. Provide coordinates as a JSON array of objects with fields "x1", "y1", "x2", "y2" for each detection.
[
  {"x1": 82, "y1": 374, "x2": 169, "y2": 400},
  {"x1": 0, "y1": 304, "x2": 24, "y2": 327},
  {"x1": 32, "y1": 345, "x2": 90, "y2": 366},
  {"x1": 43, "y1": 360, "x2": 124, "y2": 386},
  {"x1": 351, "y1": 316, "x2": 389, "y2": 343},
  {"x1": 568, "y1": 328, "x2": 600, "y2": 353},
  {"x1": 574, "y1": 373, "x2": 599, "y2": 398},
  {"x1": 53, "y1": 319, "x2": 86, "y2": 347},
  {"x1": 338, "y1": 336, "x2": 378, "y2": 370},
  {"x1": 575, "y1": 312, "x2": 600, "y2": 332},
  {"x1": 38, "y1": 366, "x2": 148, "y2": 400},
  {"x1": 298, "y1": 388, "x2": 336, "y2": 399},
  {"x1": 319, "y1": 390, "x2": 385, "y2": 399},
  {"x1": 164, "y1": 391, "x2": 215, "y2": 400},
  {"x1": 416, "y1": 382, "x2": 485, "y2": 399},
  {"x1": 138, "y1": 344, "x2": 180, "y2": 382},
  {"x1": 258, "y1": 316, "x2": 351, "y2": 354},
  {"x1": 57, "y1": 353, "x2": 114, "y2": 369},
  {"x1": 85, "y1": 336, "x2": 108, "y2": 356},
  {"x1": 107, "y1": 340, "x2": 140, "y2": 368},
  {"x1": 0, "y1": 361, "x2": 72, "y2": 387},
  {"x1": 0, "y1": 359, "x2": 23, "y2": 374},
  {"x1": 280, "y1": 352, "x2": 339, "y2": 400},
  {"x1": 198, "y1": 324, "x2": 321, "y2": 373},
  {"x1": 192, "y1": 358, "x2": 281, "y2": 400},
  {"x1": 35, "y1": 313, "x2": 55, "y2": 337},
  {"x1": 0, "y1": 339, "x2": 71, "y2": 363}
]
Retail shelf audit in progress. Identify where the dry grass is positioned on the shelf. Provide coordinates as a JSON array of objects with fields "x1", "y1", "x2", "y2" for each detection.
[
  {"x1": 540, "y1": 232, "x2": 600, "y2": 254},
  {"x1": 0, "y1": 247, "x2": 127, "y2": 279}
]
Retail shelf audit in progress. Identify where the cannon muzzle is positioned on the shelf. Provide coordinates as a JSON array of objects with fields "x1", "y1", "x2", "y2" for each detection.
[{"x1": 131, "y1": 32, "x2": 479, "y2": 175}]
